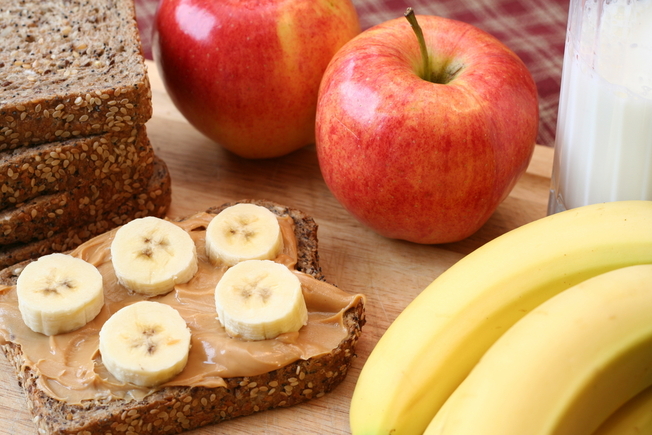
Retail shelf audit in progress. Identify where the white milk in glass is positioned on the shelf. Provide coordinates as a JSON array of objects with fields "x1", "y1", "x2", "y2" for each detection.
[{"x1": 548, "y1": 0, "x2": 652, "y2": 214}]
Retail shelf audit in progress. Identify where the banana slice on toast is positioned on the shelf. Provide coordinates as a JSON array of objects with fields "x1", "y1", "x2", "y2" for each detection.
[
  {"x1": 110, "y1": 216, "x2": 198, "y2": 295},
  {"x1": 214, "y1": 259, "x2": 308, "y2": 341},
  {"x1": 205, "y1": 203, "x2": 283, "y2": 266},
  {"x1": 99, "y1": 301, "x2": 192, "y2": 387},
  {"x1": 16, "y1": 253, "x2": 104, "y2": 336}
]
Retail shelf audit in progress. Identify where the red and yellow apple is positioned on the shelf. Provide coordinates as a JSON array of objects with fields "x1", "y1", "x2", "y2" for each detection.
[
  {"x1": 152, "y1": 0, "x2": 360, "y2": 159},
  {"x1": 315, "y1": 11, "x2": 539, "y2": 244}
]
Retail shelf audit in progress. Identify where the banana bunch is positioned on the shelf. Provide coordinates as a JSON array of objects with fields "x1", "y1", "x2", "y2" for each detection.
[
  {"x1": 350, "y1": 200, "x2": 652, "y2": 435},
  {"x1": 425, "y1": 264, "x2": 652, "y2": 435},
  {"x1": 14, "y1": 203, "x2": 307, "y2": 387}
]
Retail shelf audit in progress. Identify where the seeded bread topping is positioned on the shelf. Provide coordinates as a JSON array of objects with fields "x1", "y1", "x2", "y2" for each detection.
[
  {"x1": 0, "y1": 212, "x2": 363, "y2": 405},
  {"x1": 0, "y1": 0, "x2": 152, "y2": 150}
]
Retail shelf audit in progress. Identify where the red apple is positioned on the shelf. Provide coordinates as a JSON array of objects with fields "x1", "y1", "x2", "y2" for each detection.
[
  {"x1": 153, "y1": 0, "x2": 360, "y2": 159},
  {"x1": 315, "y1": 11, "x2": 539, "y2": 243}
]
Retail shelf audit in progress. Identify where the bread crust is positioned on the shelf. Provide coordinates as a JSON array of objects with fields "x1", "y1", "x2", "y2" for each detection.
[{"x1": 0, "y1": 201, "x2": 366, "y2": 435}]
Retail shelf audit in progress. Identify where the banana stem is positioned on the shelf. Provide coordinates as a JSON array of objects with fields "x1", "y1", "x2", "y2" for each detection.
[{"x1": 404, "y1": 8, "x2": 432, "y2": 82}]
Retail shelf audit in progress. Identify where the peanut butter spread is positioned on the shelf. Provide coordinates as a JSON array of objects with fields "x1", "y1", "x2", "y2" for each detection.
[{"x1": 0, "y1": 212, "x2": 364, "y2": 404}]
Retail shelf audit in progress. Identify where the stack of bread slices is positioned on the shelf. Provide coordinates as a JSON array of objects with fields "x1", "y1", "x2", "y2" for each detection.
[{"x1": 0, "y1": 0, "x2": 171, "y2": 268}]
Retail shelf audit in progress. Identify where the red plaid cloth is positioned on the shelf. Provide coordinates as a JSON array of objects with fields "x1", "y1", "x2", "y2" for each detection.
[{"x1": 134, "y1": 0, "x2": 568, "y2": 147}]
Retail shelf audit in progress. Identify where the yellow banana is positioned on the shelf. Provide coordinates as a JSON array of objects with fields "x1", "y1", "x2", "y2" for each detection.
[
  {"x1": 350, "y1": 201, "x2": 652, "y2": 435},
  {"x1": 424, "y1": 264, "x2": 652, "y2": 435},
  {"x1": 592, "y1": 384, "x2": 652, "y2": 435}
]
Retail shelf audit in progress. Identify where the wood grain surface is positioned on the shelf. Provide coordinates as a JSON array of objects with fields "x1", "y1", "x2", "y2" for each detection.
[{"x1": 0, "y1": 61, "x2": 554, "y2": 435}]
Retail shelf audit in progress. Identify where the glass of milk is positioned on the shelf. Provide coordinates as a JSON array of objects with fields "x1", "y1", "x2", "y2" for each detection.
[{"x1": 548, "y1": 0, "x2": 652, "y2": 214}]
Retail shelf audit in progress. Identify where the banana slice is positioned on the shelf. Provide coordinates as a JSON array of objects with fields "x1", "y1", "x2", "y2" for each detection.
[
  {"x1": 110, "y1": 216, "x2": 198, "y2": 295},
  {"x1": 16, "y1": 253, "x2": 104, "y2": 336},
  {"x1": 99, "y1": 301, "x2": 192, "y2": 387},
  {"x1": 214, "y1": 259, "x2": 308, "y2": 341},
  {"x1": 205, "y1": 203, "x2": 283, "y2": 267}
]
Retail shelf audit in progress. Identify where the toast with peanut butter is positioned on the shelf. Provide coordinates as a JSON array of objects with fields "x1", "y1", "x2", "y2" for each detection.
[{"x1": 0, "y1": 199, "x2": 366, "y2": 435}]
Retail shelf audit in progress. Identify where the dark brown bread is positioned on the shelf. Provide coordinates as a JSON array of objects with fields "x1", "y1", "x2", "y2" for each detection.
[
  {"x1": 0, "y1": 0, "x2": 152, "y2": 150},
  {"x1": 0, "y1": 128, "x2": 157, "y2": 245},
  {"x1": 0, "y1": 0, "x2": 165, "y2": 269},
  {"x1": 0, "y1": 155, "x2": 171, "y2": 270},
  {"x1": 0, "y1": 126, "x2": 153, "y2": 209},
  {"x1": 0, "y1": 200, "x2": 366, "y2": 435}
]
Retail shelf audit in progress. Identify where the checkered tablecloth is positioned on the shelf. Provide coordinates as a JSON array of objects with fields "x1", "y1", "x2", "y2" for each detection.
[{"x1": 135, "y1": 0, "x2": 569, "y2": 147}]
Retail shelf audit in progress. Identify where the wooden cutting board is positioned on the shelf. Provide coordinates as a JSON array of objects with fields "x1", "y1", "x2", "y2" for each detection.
[{"x1": 0, "y1": 60, "x2": 554, "y2": 435}]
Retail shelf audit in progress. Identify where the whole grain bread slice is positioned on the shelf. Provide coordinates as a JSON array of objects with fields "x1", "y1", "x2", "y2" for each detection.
[
  {"x1": 0, "y1": 200, "x2": 366, "y2": 435},
  {"x1": 0, "y1": 0, "x2": 152, "y2": 150},
  {"x1": 0, "y1": 129, "x2": 157, "y2": 245},
  {"x1": 0, "y1": 154, "x2": 171, "y2": 269},
  {"x1": 0, "y1": 125, "x2": 153, "y2": 209}
]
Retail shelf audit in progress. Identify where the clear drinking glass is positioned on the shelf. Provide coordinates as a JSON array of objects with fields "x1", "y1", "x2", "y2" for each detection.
[{"x1": 548, "y1": 0, "x2": 652, "y2": 214}]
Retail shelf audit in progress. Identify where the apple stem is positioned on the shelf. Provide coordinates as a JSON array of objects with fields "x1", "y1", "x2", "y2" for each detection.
[{"x1": 404, "y1": 8, "x2": 432, "y2": 82}]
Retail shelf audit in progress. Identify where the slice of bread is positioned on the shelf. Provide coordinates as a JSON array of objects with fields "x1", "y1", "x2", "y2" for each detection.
[
  {"x1": 0, "y1": 126, "x2": 153, "y2": 209},
  {"x1": 0, "y1": 155, "x2": 171, "y2": 269},
  {"x1": 0, "y1": 0, "x2": 152, "y2": 150},
  {"x1": 0, "y1": 200, "x2": 366, "y2": 435},
  {"x1": 0, "y1": 128, "x2": 157, "y2": 245}
]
